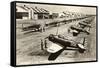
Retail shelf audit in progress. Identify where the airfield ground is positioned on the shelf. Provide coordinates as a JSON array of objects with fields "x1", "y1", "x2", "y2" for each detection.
[{"x1": 16, "y1": 17, "x2": 96, "y2": 65}]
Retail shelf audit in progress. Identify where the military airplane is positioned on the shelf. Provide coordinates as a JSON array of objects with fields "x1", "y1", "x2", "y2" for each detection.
[
  {"x1": 22, "y1": 23, "x2": 41, "y2": 31},
  {"x1": 78, "y1": 22, "x2": 92, "y2": 28},
  {"x1": 69, "y1": 25, "x2": 90, "y2": 36},
  {"x1": 43, "y1": 34, "x2": 86, "y2": 60}
]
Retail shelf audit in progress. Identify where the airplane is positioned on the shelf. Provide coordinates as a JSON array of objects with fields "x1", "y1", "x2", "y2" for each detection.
[
  {"x1": 22, "y1": 24, "x2": 41, "y2": 31},
  {"x1": 44, "y1": 34, "x2": 86, "y2": 60},
  {"x1": 82, "y1": 19, "x2": 92, "y2": 24},
  {"x1": 69, "y1": 25, "x2": 90, "y2": 36},
  {"x1": 78, "y1": 22, "x2": 92, "y2": 28}
]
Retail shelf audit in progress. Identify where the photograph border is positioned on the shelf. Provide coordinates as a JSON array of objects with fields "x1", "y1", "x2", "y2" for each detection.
[{"x1": 10, "y1": 1, "x2": 98, "y2": 67}]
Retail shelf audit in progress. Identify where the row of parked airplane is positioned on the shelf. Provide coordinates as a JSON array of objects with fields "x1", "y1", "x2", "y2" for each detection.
[
  {"x1": 21, "y1": 16, "x2": 94, "y2": 32},
  {"x1": 68, "y1": 16, "x2": 94, "y2": 36},
  {"x1": 41, "y1": 16, "x2": 95, "y2": 60}
]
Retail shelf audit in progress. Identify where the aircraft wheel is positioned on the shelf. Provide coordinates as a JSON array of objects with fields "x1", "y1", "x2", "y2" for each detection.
[
  {"x1": 78, "y1": 48, "x2": 85, "y2": 53},
  {"x1": 73, "y1": 32, "x2": 78, "y2": 36}
]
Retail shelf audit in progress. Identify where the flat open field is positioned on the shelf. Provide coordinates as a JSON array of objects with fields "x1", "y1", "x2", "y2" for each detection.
[{"x1": 16, "y1": 17, "x2": 96, "y2": 65}]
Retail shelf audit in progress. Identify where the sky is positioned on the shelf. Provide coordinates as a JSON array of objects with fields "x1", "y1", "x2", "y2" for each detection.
[{"x1": 16, "y1": 3, "x2": 96, "y2": 15}]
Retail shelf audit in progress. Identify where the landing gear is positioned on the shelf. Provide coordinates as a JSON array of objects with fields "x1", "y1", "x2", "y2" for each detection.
[
  {"x1": 78, "y1": 48, "x2": 86, "y2": 53},
  {"x1": 72, "y1": 29, "x2": 79, "y2": 36},
  {"x1": 77, "y1": 38, "x2": 86, "y2": 53}
]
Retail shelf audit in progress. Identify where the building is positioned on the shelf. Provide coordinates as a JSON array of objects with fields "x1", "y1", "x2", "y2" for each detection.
[
  {"x1": 52, "y1": 13, "x2": 59, "y2": 18},
  {"x1": 16, "y1": 5, "x2": 29, "y2": 19},
  {"x1": 61, "y1": 11, "x2": 87, "y2": 19},
  {"x1": 31, "y1": 6, "x2": 49, "y2": 19},
  {"x1": 16, "y1": 5, "x2": 49, "y2": 20}
]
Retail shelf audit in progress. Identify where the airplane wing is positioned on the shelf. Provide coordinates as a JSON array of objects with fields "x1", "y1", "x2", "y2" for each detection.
[
  {"x1": 47, "y1": 43, "x2": 63, "y2": 53},
  {"x1": 48, "y1": 47, "x2": 66, "y2": 60},
  {"x1": 47, "y1": 34, "x2": 68, "y2": 60},
  {"x1": 48, "y1": 47, "x2": 65, "y2": 60}
]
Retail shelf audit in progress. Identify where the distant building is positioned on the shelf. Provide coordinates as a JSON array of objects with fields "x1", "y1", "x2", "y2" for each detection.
[
  {"x1": 16, "y1": 5, "x2": 49, "y2": 20},
  {"x1": 61, "y1": 11, "x2": 87, "y2": 18},
  {"x1": 16, "y1": 5, "x2": 29, "y2": 19},
  {"x1": 31, "y1": 7, "x2": 49, "y2": 19},
  {"x1": 49, "y1": 14, "x2": 53, "y2": 19},
  {"x1": 52, "y1": 13, "x2": 59, "y2": 18}
]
